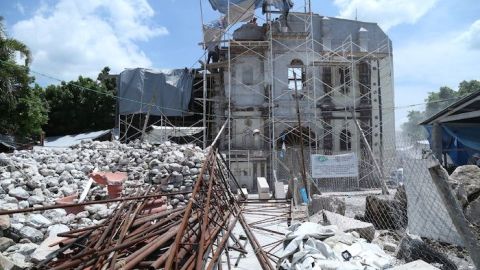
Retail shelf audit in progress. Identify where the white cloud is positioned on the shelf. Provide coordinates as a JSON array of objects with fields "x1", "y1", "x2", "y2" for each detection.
[
  {"x1": 393, "y1": 20, "x2": 480, "y2": 128},
  {"x1": 12, "y1": 0, "x2": 168, "y2": 81},
  {"x1": 333, "y1": 0, "x2": 438, "y2": 31},
  {"x1": 458, "y1": 19, "x2": 480, "y2": 50}
]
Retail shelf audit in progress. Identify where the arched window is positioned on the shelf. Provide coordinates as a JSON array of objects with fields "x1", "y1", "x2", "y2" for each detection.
[
  {"x1": 288, "y1": 59, "x2": 305, "y2": 91},
  {"x1": 340, "y1": 129, "x2": 352, "y2": 151}
]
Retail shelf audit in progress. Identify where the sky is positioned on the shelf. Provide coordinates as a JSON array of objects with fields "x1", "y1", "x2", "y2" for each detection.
[{"x1": 1, "y1": 0, "x2": 479, "y2": 129}]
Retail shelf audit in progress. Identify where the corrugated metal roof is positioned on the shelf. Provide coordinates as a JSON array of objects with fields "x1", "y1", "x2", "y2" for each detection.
[
  {"x1": 419, "y1": 90, "x2": 480, "y2": 125},
  {"x1": 144, "y1": 126, "x2": 204, "y2": 144},
  {"x1": 44, "y1": 130, "x2": 112, "y2": 148}
]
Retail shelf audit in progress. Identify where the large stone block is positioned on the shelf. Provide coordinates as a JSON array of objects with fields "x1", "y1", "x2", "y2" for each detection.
[
  {"x1": 364, "y1": 196, "x2": 403, "y2": 230},
  {"x1": 257, "y1": 177, "x2": 270, "y2": 200},
  {"x1": 321, "y1": 210, "x2": 375, "y2": 242},
  {"x1": 310, "y1": 194, "x2": 345, "y2": 215},
  {"x1": 449, "y1": 165, "x2": 480, "y2": 201},
  {"x1": 274, "y1": 182, "x2": 286, "y2": 199}
]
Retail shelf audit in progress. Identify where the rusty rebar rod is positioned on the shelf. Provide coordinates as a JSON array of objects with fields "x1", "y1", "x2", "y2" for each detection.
[{"x1": 0, "y1": 190, "x2": 191, "y2": 215}]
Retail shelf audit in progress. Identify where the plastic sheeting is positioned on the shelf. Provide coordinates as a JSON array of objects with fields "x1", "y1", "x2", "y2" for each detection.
[
  {"x1": 228, "y1": 0, "x2": 256, "y2": 24},
  {"x1": 425, "y1": 123, "x2": 480, "y2": 166},
  {"x1": 267, "y1": 0, "x2": 293, "y2": 11},
  {"x1": 118, "y1": 68, "x2": 193, "y2": 117},
  {"x1": 203, "y1": 17, "x2": 227, "y2": 49},
  {"x1": 278, "y1": 222, "x2": 394, "y2": 270},
  {"x1": 44, "y1": 130, "x2": 112, "y2": 148},
  {"x1": 208, "y1": 0, "x2": 263, "y2": 14},
  {"x1": 207, "y1": 0, "x2": 293, "y2": 13}
]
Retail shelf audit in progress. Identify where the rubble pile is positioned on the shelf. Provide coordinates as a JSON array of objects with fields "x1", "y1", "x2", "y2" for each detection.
[
  {"x1": 0, "y1": 139, "x2": 206, "y2": 269},
  {"x1": 277, "y1": 222, "x2": 396, "y2": 270},
  {"x1": 448, "y1": 165, "x2": 480, "y2": 226}
]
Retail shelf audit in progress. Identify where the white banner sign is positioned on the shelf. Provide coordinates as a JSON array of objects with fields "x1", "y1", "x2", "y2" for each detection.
[{"x1": 311, "y1": 153, "x2": 359, "y2": 178}]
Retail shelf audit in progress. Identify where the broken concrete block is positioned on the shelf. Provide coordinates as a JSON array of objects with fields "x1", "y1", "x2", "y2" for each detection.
[
  {"x1": 0, "y1": 253, "x2": 15, "y2": 270},
  {"x1": 274, "y1": 182, "x2": 286, "y2": 199},
  {"x1": 0, "y1": 215, "x2": 11, "y2": 230},
  {"x1": 397, "y1": 235, "x2": 457, "y2": 270},
  {"x1": 322, "y1": 210, "x2": 375, "y2": 242},
  {"x1": 0, "y1": 237, "x2": 15, "y2": 252},
  {"x1": 19, "y1": 226, "x2": 44, "y2": 242},
  {"x1": 391, "y1": 260, "x2": 440, "y2": 270},
  {"x1": 465, "y1": 196, "x2": 480, "y2": 225},
  {"x1": 30, "y1": 235, "x2": 66, "y2": 263},
  {"x1": 257, "y1": 177, "x2": 270, "y2": 200},
  {"x1": 449, "y1": 165, "x2": 480, "y2": 200},
  {"x1": 310, "y1": 194, "x2": 346, "y2": 215}
]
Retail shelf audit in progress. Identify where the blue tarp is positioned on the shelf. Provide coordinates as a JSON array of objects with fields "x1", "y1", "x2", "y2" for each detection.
[{"x1": 425, "y1": 123, "x2": 480, "y2": 166}]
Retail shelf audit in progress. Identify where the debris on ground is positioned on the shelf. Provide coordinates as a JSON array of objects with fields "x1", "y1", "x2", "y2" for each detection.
[
  {"x1": 0, "y1": 139, "x2": 205, "y2": 268},
  {"x1": 277, "y1": 222, "x2": 394, "y2": 270},
  {"x1": 449, "y1": 165, "x2": 480, "y2": 226}
]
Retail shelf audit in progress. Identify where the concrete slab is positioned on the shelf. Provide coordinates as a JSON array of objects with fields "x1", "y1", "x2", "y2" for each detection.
[
  {"x1": 257, "y1": 177, "x2": 270, "y2": 200},
  {"x1": 310, "y1": 194, "x2": 346, "y2": 215},
  {"x1": 274, "y1": 182, "x2": 286, "y2": 199},
  {"x1": 321, "y1": 210, "x2": 375, "y2": 242},
  {"x1": 391, "y1": 260, "x2": 440, "y2": 270}
]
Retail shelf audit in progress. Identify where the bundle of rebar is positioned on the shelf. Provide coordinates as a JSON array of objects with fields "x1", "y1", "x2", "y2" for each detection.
[{"x1": 30, "y1": 137, "x2": 242, "y2": 269}]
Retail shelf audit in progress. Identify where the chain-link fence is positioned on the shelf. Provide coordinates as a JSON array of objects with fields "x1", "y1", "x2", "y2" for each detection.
[{"x1": 298, "y1": 132, "x2": 479, "y2": 269}]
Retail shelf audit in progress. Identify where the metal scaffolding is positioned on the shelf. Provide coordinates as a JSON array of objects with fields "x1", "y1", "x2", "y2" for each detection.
[{"x1": 215, "y1": 0, "x2": 395, "y2": 193}]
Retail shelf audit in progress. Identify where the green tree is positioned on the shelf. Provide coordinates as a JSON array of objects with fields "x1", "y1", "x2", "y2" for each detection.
[
  {"x1": 401, "y1": 80, "x2": 480, "y2": 138},
  {"x1": 0, "y1": 16, "x2": 47, "y2": 137},
  {"x1": 401, "y1": 110, "x2": 427, "y2": 139},
  {"x1": 424, "y1": 86, "x2": 457, "y2": 117},
  {"x1": 458, "y1": 80, "x2": 480, "y2": 97},
  {"x1": 44, "y1": 67, "x2": 116, "y2": 136}
]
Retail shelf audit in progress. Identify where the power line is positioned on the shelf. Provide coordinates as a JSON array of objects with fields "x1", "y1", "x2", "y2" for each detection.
[{"x1": 1, "y1": 57, "x2": 470, "y2": 115}]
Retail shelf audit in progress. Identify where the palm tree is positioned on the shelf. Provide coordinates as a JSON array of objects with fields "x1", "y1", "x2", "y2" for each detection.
[
  {"x1": 0, "y1": 16, "x2": 34, "y2": 135},
  {"x1": 0, "y1": 16, "x2": 32, "y2": 96}
]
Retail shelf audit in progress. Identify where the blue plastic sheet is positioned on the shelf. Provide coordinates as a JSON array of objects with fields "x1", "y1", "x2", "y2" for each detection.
[{"x1": 425, "y1": 123, "x2": 480, "y2": 166}]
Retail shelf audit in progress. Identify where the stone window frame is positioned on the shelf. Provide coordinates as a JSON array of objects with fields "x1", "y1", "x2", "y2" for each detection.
[{"x1": 287, "y1": 59, "x2": 305, "y2": 91}]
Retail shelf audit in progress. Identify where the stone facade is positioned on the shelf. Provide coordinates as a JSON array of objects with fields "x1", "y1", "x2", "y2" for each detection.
[{"x1": 217, "y1": 13, "x2": 395, "y2": 191}]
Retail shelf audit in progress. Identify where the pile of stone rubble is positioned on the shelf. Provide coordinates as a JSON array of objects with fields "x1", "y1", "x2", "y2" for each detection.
[
  {"x1": 0, "y1": 139, "x2": 205, "y2": 269},
  {"x1": 449, "y1": 165, "x2": 480, "y2": 227}
]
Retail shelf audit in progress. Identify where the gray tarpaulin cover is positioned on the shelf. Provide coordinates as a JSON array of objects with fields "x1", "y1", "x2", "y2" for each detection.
[
  {"x1": 278, "y1": 222, "x2": 393, "y2": 270},
  {"x1": 118, "y1": 68, "x2": 193, "y2": 116}
]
